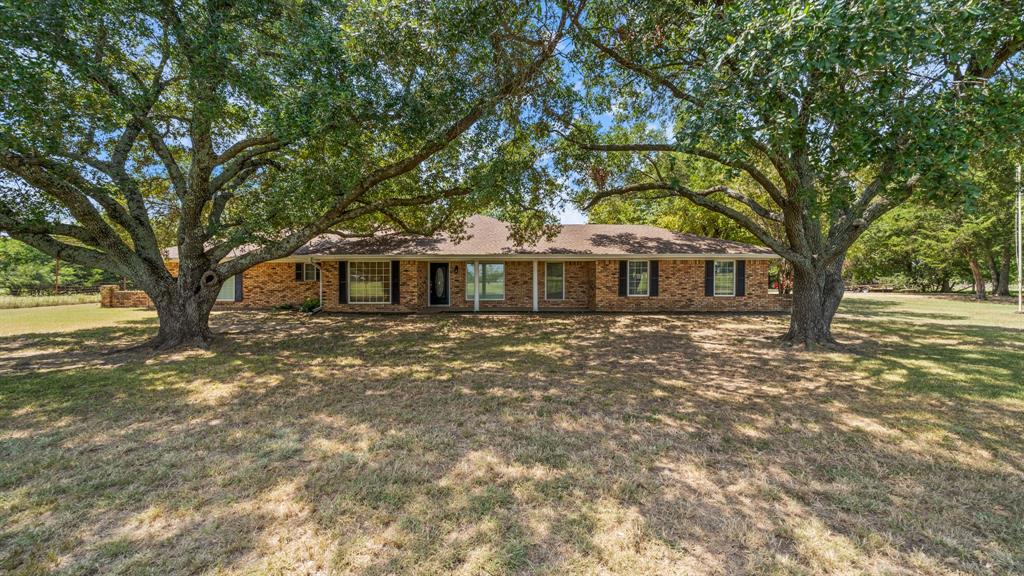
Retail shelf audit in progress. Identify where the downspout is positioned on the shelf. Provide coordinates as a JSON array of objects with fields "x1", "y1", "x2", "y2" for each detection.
[{"x1": 532, "y1": 260, "x2": 538, "y2": 312}]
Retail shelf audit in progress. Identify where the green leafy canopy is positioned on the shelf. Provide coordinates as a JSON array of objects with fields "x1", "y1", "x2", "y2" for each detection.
[
  {"x1": 558, "y1": 0, "x2": 1023, "y2": 263},
  {"x1": 0, "y1": 0, "x2": 575, "y2": 285}
]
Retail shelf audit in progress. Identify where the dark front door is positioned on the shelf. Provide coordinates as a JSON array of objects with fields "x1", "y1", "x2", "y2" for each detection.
[{"x1": 428, "y1": 262, "x2": 449, "y2": 306}]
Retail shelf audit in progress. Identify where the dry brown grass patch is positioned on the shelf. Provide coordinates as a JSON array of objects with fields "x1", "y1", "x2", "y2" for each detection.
[{"x1": 1, "y1": 297, "x2": 1021, "y2": 574}]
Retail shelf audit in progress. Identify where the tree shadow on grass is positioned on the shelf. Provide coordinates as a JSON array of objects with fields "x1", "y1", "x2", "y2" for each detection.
[
  {"x1": 831, "y1": 315, "x2": 1023, "y2": 401},
  {"x1": 839, "y1": 296, "x2": 974, "y2": 322},
  {"x1": 1, "y1": 311, "x2": 1022, "y2": 574}
]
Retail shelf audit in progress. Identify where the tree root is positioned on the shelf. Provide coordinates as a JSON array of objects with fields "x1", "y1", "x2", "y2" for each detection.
[{"x1": 776, "y1": 331, "x2": 843, "y2": 351}]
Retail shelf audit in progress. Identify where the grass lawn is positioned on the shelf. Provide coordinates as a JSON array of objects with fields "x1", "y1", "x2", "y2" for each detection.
[
  {"x1": 0, "y1": 304, "x2": 152, "y2": 337},
  {"x1": 0, "y1": 295, "x2": 1021, "y2": 575}
]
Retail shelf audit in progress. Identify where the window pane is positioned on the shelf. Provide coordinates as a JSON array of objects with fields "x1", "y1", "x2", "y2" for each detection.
[
  {"x1": 627, "y1": 261, "x2": 649, "y2": 296},
  {"x1": 714, "y1": 261, "x2": 735, "y2": 296},
  {"x1": 349, "y1": 261, "x2": 391, "y2": 303},
  {"x1": 482, "y1": 263, "x2": 504, "y2": 300},
  {"x1": 301, "y1": 263, "x2": 319, "y2": 281},
  {"x1": 217, "y1": 276, "x2": 235, "y2": 301},
  {"x1": 466, "y1": 263, "x2": 504, "y2": 300},
  {"x1": 545, "y1": 262, "x2": 564, "y2": 299}
]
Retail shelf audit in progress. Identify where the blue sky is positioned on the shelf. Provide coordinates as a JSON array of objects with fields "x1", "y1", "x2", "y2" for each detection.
[{"x1": 557, "y1": 203, "x2": 587, "y2": 224}]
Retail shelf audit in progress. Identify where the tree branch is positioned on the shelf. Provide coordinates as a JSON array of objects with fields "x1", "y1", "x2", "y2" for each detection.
[
  {"x1": 571, "y1": 13, "x2": 697, "y2": 104},
  {"x1": 209, "y1": 142, "x2": 285, "y2": 194},
  {"x1": 966, "y1": 35, "x2": 1024, "y2": 79},
  {"x1": 0, "y1": 151, "x2": 134, "y2": 258},
  {"x1": 587, "y1": 181, "x2": 806, "y2": 264},
  {"x1": 214, "y1": 134, "x2": 280, "y2": 166},
  {"x1": 579, "y1": 142, "x2": 788, "y2": 207}
]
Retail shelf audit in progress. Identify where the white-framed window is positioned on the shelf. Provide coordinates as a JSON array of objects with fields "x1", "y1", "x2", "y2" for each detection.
[
  {"x1": 349, "y1": 261, "x2": 391, "y2": 303},
  {"x1": 627, "y1": 260, "x2": 649, "y2": 296},
  {"x1": 545, "y1": 262, "x2": 564, "y2": 300},
  {"x1": 299, "y1": 263, "x2": 320, "y2": 282},
  {"x1": 216, "y1": 276, "x2": 236, "y2": 301},
  {"x1": 466, "y1": 262, "x2": 505, "y2": 300},
  {"x1": 714, "y1": 260, "x2": 736, "y2": 296}
]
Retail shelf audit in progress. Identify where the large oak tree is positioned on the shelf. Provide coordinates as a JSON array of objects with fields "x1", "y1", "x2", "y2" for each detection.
[
  {"x1": 0, "y1": 0, "x2": 575, "y2": 348},
  {"x1": 559, "y1": 0, "x2": 1023, "y2": 347}
]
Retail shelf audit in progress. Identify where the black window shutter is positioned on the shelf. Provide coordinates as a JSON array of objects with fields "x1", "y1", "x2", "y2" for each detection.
[
  {"x1": 704, "y1": 260, "x2": 715, "y2": 296},
  {"x1": 294, "y1": 262, "x2": 303, "y2": 281},
  {"x1": 735, "y1": 260, "x2": 746, "y2": 296},
  {"x1": 649, "y1": 260, "x2": 659, "y2": 296},
  {"x1": 339, "y1": 261, "x2": 348, "y2": 304},
  {"x1": 618, "y1": 261, "x2": 628, "y2": 296},
  {"x1": 390, "y1": 260, "x2": 401, "y2": 304},
  {"x1": 234, "y1": 273, "x2": 243, "y2": 302}
]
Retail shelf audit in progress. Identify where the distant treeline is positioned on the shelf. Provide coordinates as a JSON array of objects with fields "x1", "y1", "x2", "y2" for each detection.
[{"x1": 0, "y1": 237, "x2": 122, "y2": 295}]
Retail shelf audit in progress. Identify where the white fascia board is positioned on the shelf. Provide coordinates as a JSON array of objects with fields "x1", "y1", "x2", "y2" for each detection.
[
  {"x1": 300, "y1": 253, "x2": 782, "y2": 262},
  {"x1": 169, "y1": 252, "x2": 782, "y2": 263}
]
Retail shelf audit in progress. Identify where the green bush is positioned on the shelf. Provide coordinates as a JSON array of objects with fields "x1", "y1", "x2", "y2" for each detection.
[{"x1": 300, "y1": 297, "x2": 320, "y2": 313}]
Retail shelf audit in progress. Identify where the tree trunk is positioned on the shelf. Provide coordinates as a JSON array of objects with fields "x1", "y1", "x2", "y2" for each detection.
[
  {"x1": 997, "y1": 251, "x2": 1011, "y2": 296},
  {"x1": 135, "y1": 262, "x2": 223, "y2": 350},
  {"x1": 968, "y1": 256, "x2": 987, "y2": 300},
  {"x1": 781, "y1": 257, "x2": 845, "y2": 349},
  {"x1": 148, "y1": 288, "x2": 218, "y2": 350},
  {"x1": 986, "y1": 251, "x2": 1001, "y2": 295},
  {"x1": 939, "y1": 276, "x2": 952, "y2": 293}
]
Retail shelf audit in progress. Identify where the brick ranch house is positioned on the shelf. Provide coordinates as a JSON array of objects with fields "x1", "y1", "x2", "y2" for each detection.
[{"x1": 102, "y1": 215, "x2": 788, "y2": 313}]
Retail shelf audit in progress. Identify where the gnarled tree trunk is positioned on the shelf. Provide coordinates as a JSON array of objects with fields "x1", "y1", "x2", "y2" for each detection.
[
  {"x1": 138, "y1": 263, "x2": 224, "y2": 350},
  {"x1": 150, "y1": 289, "x2": 218, "y2": 350},
  {"x1": 781, "y1": 257, "x2": 845, "y2": 349}
]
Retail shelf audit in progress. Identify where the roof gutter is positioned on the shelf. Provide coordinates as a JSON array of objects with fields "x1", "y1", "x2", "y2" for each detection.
[
  {"x1": 302, "y1": 253, "x2": 781, "y2": 262},
  {"x1": 167, "y1": 252, "x2": 782, "y2": 263}
]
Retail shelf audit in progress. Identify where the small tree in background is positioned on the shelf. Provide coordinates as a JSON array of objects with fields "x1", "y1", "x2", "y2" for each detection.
[
  {"x1": 0, "y1": 0, "x2": 577, "y2": 348},
  {"x1": 846, "y1": 143, "x2": 1023, "y2": 296},
  {"x1": 844, "y1": 205, "x2": 967, "y2": 293}
]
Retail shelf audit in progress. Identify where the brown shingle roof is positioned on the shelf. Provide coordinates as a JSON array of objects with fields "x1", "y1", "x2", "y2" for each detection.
[{"x1": 165, "y1": 215, "x2": 778, "y2": 260}]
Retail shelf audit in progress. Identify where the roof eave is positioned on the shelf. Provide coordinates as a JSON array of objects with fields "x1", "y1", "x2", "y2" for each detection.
[{"x1": 165, "y1": 252, "x2": 781, "y2": 263}]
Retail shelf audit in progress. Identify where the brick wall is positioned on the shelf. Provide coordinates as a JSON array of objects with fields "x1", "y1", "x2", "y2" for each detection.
[
  {"x1": 101, "y1": 261, "x2": 320, "y2": 309},
  {"x1": 594, "y1": 259, "x2": 789, "y2": 312},
  {"x1": 100, "y1": 285, "x2": 153, "y2": 308},
  {"x1": 236, "y1": 262, "x2": 319, "y2": 308},
  {"x1": 537, "y1": 261, "x2": 594, "y2": 310},
  {"x1": 102, "y1": 257, "x2": 787, "y2": 313}
]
